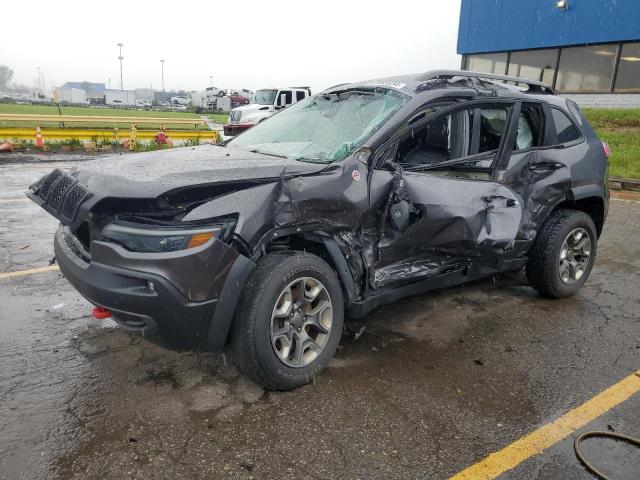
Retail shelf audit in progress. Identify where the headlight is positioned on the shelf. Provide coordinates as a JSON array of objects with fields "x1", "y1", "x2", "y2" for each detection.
[{"x1": 100, "y1": 222, "x2": 230, "y2": 253}]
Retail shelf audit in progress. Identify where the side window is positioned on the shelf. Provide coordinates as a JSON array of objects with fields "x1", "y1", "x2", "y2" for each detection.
[
  {"x1": 295, "y1": 91, "x2": 305, "y2": 101},
  {"x1": 472, "y1": 108, "x2": 508, "y2": 154},
  {"x1": 396, "y1": 110, "x2": 468, "y2": 167},
  {"x1": 551, "y1": 108, "x2": 581, "y2": 144},
  {"x1": 515, "y1": 115, "x2": 535, "y2": 150},
  {"x1": 278, "y1": 90, "x2": 293, "y2": 106},
  {"x1": 514, "y1": 105, "x2": 544, "y2": 151}
]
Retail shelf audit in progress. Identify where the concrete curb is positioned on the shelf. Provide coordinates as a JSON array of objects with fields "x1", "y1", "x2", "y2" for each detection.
[{"x1": 609, "y1": 177, "x2": 640, "y2": 192}]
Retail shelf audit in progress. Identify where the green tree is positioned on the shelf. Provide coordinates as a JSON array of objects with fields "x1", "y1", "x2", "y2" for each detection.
[{"x1": 0, "y1": 65, "x2": 14, "y2": 91}]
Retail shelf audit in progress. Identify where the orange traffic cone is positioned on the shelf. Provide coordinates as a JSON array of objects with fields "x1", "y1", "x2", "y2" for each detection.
[{"x1": 35, "y1": 127, "x2": 44, "y2": 148}]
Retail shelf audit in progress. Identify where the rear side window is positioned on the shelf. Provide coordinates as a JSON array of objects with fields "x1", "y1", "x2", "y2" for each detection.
[
  {"x1": 296, "y1": 91, "x2": 306, "y2": 101},
  {"x1": 515, "y1": 115, "x2": 535, "y2": 150},
  {"x1": 514, "y1": 105, "x2": 544, "y2": 151},
  {"x1": 474, "y1": 108, "x2": 508, "y2": 153},
  {"x1": 551, "y1": 108, "x2": 581, "y2": 144}
]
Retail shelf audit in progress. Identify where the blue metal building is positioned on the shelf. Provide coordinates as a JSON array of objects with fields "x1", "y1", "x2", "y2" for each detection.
[{"x1": 457, "y1": 0, "x2": 640, "y2": 102}]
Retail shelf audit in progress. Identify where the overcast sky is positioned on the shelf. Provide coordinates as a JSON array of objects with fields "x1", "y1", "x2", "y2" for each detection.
[{"x1": 1, "y1": 0, "x2": 462, "y2": 94}]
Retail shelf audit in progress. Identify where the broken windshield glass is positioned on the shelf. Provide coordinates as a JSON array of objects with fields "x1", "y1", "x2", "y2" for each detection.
[{"x1": 227, "y1": 88, "x2": 410, "y2": 163}]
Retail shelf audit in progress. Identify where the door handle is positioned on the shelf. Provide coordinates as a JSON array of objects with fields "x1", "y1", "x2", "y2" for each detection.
[
  {"x1": 529, "y1": 161, "x2": 565, "y2": 172},
  {"x1": 483, "y1": 195, "x2": 520, "y2": 208}
]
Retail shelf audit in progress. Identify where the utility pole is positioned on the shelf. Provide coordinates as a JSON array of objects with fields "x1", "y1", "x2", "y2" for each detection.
[
  {"x1": 210, "y1": 75, "x2": 213, "y2": 88},
  {"x1": 117, "y1": 43, "x2": 124, "y2": 90},
  {"x1": 160, "y1": 59, "x2": 165, "y2": 91}
]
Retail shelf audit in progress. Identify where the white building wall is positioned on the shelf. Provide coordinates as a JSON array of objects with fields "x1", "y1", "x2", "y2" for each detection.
[
  {"x1": 57, "y1": 87, "x2": 87, "y2": 104},
  {"x1": 562, "y1": 94, "x2": 640, "y2": 109}
]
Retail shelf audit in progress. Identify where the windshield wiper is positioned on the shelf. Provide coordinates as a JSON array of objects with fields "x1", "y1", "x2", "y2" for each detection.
[
  {"x1": 294, "y1": 156, "x2": 333, "y2": 164},
  {"x1": 249, "y1": 149, "x2": 288, "y2": 159}
]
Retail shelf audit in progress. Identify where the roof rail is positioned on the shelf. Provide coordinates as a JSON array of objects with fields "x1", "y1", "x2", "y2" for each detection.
[{"x1": 420, "y1": 69, "x2": 555, "y2": 94}]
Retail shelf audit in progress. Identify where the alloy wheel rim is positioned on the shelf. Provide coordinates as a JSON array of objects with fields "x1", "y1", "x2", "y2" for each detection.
[
  {"x1": 558, "y1": 227, "x2": 592, "y2": 284},
  {"x1": 270, "y1": 277, "x2": 333, "y2": 368}
]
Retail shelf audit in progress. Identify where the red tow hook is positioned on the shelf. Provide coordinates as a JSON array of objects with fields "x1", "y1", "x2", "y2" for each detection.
[{"x1": 92, "y1": 306, "x2": 112, "y2": 319}]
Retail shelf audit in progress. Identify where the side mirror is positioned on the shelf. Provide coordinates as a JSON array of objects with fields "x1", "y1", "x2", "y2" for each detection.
[{"x1": 278, "y1": 93, "x2": 287, "y2": 107}]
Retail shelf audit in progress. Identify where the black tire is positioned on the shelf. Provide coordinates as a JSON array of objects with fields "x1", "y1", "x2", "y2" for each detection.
[
  {"x1": 228, "y1": 251, "x2": 344, "y2": 390},
  {"x1": 526, "y1": 209, "x2": 597, "y2": 298}
]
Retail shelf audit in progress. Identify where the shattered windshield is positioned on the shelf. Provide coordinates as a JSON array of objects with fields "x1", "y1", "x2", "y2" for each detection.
[
  {"x1": 227, "y1": 88, "x2": 409, "y2": 163},
  {"x1": 254, "y1": 89, "x2": 278, "y2": 105}
]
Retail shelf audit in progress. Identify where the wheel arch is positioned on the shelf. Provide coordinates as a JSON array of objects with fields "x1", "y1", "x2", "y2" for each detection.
[
  {"x1": 261, "y1": 232, "x2": 359, "y2": 308},
  {"x1": 553, "y1": 190, "x2": 606, "y2": 237}
]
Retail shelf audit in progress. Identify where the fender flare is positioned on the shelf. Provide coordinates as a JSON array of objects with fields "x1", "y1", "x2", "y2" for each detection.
[
  {"x1": 568, "y1": 183, "x2": 606, "y2": 202},
  {"x1": 317, "y1": 234, "x2": 357, "y2": 307},
  {"x1": 203, "y1": 254, "x2": 255, "y2": 351}
]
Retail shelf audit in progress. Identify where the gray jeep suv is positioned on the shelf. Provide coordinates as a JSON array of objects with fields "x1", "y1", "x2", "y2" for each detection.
[{"x1": 29, "y1": 70, "x2": 609, "y2": 390}]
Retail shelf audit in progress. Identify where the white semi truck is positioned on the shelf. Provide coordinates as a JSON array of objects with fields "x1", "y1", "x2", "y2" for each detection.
[{"x1": 223, "y1": 87, "x2": 311, "y2": 136}]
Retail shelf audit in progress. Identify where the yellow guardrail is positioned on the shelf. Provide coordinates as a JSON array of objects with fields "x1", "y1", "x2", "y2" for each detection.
[
  {"x1": 0, "y1": 113, "x2": 204, "y2": 126},
  {"x1": 0, "y1": 127, "x2": 216, "y2": 142}
]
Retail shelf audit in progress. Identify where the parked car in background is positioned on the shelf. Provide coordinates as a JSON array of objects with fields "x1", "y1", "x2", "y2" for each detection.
[
  {"x1": 136, "y1": 99, "x2": 152, "y2": 108},
  {"x1": 229, "y1": 94, "x2": 250, "y2": 108},
  {"x1": 224, "y1": 87, "x2": 311, "y2": 136},
  {"x1": 206, "y1": 86, "x2": 227, "y2": 97},
  {"x1": 170, "y1": 96, "x2": 190, "y2": 106}
]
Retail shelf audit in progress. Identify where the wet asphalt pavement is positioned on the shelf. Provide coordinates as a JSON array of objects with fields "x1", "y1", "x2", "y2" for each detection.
[{"x1": 1, "y1": 154, "x2": 639, "y2": 480}]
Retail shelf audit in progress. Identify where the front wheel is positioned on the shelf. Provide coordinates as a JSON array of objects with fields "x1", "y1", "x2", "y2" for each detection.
[
  {"x1": 228, "y1": 251, "x2": 344, "y2": 390},
  {"x1": 526, "y1": 209, "x2": 597, "y2": 298}
]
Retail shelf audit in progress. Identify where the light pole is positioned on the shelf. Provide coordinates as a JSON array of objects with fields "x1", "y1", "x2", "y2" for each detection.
[
  {"x1": 160, "y1": 59, "x2": 165, "y2": 91},
  {"x1": 210, "y1": 75, "x2": 213, "y2": 88},
  {"x1": 117, "y1": 43, "x2": 124, "y2": 90}
]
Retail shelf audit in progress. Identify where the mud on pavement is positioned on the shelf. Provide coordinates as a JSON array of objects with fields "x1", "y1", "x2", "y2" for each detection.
[{"x1": 1, "y1": 157, "x2": 639, "y2": 479}]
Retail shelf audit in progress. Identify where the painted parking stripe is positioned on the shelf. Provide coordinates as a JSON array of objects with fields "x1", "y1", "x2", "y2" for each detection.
[
  {"x1": 450, "y1": 370, "x2": 640, "y2": 480},
  {"x1": 0, "y1": 265, "x2": 59, "y2": 279}
]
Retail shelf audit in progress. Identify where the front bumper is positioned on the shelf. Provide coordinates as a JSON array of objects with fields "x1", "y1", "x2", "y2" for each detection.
[
  {"x1": 54, "y1": 226, "x2": 254, "y2": 350},
  {"x1": 223, "y1": 123, "x2": 253, "y2": 136}
]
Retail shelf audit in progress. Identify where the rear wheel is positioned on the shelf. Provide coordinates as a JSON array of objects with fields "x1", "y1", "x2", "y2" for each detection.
[
  {"x1": 228, "y1": 251, "x2": 344, "y2": 390},
  {"x1": 526, "y1": 209, "x2": 597, "y2": 298}
]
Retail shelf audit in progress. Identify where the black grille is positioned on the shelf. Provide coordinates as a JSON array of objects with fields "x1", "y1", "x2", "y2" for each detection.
[
  {"x1": 49, "y1": 175, "x2": 75, "y2": 212},
  {"x1": 29, "y1": 169, "x2": 92, "y2": 224},
  {"x1": 37, "y1": 169, "x2": 63, "y2": 200},
  {"x1": 30, "y1": 176, "x2": 45, "y2": 192},
  {"x1": 62, "y1": 185, "x2": 89, "y2": 221}
]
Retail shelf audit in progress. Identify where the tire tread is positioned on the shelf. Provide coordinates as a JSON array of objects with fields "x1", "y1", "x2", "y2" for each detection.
[
  {"x1": 526, "y1": 208, "x2": 596, "y2": 298},
  {"x1": 228, "y1": 251, "x2": 342, "y2": 390}
]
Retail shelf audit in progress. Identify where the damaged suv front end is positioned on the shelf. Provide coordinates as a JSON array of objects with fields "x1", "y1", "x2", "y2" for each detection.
[{"x1": 27, "y1": 147, "x2": 330, "y2": 350}]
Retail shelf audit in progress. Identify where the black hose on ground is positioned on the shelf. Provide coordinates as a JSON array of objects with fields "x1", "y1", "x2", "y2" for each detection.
[{"x1": 574, "y1": 430, "x2": 640, "y2": 480}]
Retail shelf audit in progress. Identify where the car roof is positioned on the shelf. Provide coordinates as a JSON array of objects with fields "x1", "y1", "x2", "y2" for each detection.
[{"x1": 323, "y1": 69, "x2": 560, "y2": 103}]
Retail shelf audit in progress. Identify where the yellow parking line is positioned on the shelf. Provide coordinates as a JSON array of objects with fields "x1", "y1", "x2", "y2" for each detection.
[
  {"x1": 0, "y1": 198, "x2": 29, "y2": 204},
  {"x1": 0, "y1": 265, "x2": 59, "y2": 279},
  {"x1": 450, "y1": 370, "x2": 640, "y2": 480}
]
